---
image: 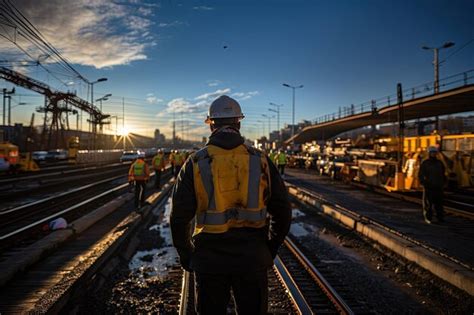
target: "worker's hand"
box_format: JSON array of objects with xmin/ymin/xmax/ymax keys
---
[
  {"xmin": 179, "ymin": 256, "xmax": 192, "ymax": 272},
  {"xmin": 267, "ymin": 240, "xmax": 279, "ymax": 259}
]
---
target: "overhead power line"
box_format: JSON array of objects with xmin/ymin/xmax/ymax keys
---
[{"xmin": 442, "ymin": 38, "xmax": 474, "ymax": 63}]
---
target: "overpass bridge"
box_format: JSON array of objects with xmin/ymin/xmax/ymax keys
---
[{"xmin": 289, "ymin": 70, "xmax": 474, "ymax": 143}]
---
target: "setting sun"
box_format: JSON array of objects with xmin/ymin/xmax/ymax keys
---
[{"xmin": 118, "ymin": 126, "xmax": 131, "ymax": 136}]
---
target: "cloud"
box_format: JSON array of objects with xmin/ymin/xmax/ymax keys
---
[
  {"xmin": 193, "ymin": 6, "xmax": 214, "ymax": 10},
  {"xmin": 146, "ymin": 93, "xmax": 163, "ymax": 104},
  {"xmin": 0, "ymin": 0, "xmax": 157, "ymax": 69},
  {"xmin": 207, "ymin": 80, "xmax": 221, "ymax": 87},
  {"xmin": 194, "ymin": 88, "xmax": 231, "ymax": 101},
  {"xmin": 158, "ymin": 20, "xmax": 185, "ymax": 28},
  {"xmin": 231, "ymin": 91, "xmax": 259, "ymax": 101}
]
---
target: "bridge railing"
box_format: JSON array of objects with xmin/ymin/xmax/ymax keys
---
[{"xmin": 312, "ymin": 69, "xmax": 474, "ymax": 125}]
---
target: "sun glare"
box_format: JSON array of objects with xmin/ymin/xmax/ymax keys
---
[{"xmin": 118, "ymin": 126, "xmax": 131, "ymax": 136}]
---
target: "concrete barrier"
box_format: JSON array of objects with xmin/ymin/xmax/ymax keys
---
[
  {"xmin": 75, "ymin": 149, "xmax": 123, "ymax": 164},
  {"xmin": 286, "ymin": 182, "xmax": 474, "ymax": 296}
]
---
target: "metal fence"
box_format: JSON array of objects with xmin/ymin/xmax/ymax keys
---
[{"xmin": 312, "ymin": 69, "xmax": 474, "ymax": 125}]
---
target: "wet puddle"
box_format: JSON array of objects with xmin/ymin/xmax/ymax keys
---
[{"xmin": 128, "ymin": 198, "xmax": 178, "ymax": 279}]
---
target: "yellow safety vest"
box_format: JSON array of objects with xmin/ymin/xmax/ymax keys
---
[
  {"xmin": 153, "ymin": 154, "xmax": 164, "ymax": 169},
  {"xmin": 277, "ymin": 153, "xmax": 287, "ymax": 165},
  {"xmin": 192, "ymin": 144, "xmax": 271, "ymax": 235},
  {"xmin": 133, "ymin": 161, "xmax": 145, "ymax": 176},
  {"xmin": 129, "ymin": 159, "xmax": 149, "ymax": 181}
]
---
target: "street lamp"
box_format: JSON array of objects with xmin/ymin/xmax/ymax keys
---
[
  {"xmin": 269, "ymin": 102, "xmax": 283, "ymax": 142},
  {"xmin": 422, "ymin": 42, "xmax": 455, "ymax": 94},
  {"xmin": 282, "ymin": 83, "xmax": 303, "ymax": 138},
  {"xmin": 90, "ymin": 77, "xmax": 108, "ymax": 108},
  {"xmin": 261, "ymin": 113, "xmax": 274, "ymax": 139},
  {"xmin": 257, "ymin": 120, "xmax": 266, "ymax": 138},
  {"xmin": 95, "ymin": 93, "xmax": 112, "ymax": 111}
]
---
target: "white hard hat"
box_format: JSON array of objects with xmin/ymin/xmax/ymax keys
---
[{"xmin": 205, "ymin": 95, "xmax": 244, "ymax": 124}]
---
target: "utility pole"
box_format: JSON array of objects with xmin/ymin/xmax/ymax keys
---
[
  {"xmin": 173, "ymin": 109, "xmax": 176, "ymax": 145},
  {"xmin": 269, "ymin": 102, "xmax": 283, "ymax": 143},
  {"xmin": 422, "ymin": 42, "xmax": 455, "ymax": 94},
  {"xmin": 282, "ymin": 83, "xmax": 303, "ymax": 138},
  {"xmin": 397, "ymin": 83, "xmax": 405, "ymax": 168},
  {"xmin": 122, "ymin": 97, "xmax": 125, "ymax": 150},
  {"xmin": 2, "ymin": 88, "xmax": 14, "ymax": 126},
  {"xmin": 181, "ymin": 111, "xmax": 184, "ymax": 142}
]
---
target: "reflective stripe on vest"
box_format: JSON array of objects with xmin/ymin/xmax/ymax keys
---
[
  {"xmin": 196, "ymin": 208, "xmax": 267, "ymax": 225},
  {"xmin": 192, "ymin": 144, "xmax": 270, "ymax": 234}
]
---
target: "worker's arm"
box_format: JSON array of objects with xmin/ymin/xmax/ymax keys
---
[
  {"xmin": 145, "ymin": 163, "xmax": 150, "ymax": 180},
  {"xmin": 418, "ymin": 161, "xmax": 426, "ymax": 186},
  {"xmin": 170, "ymin": 159, "xmax": 196, "ymax": 271},
  {"xmin": 128, "ymin": 164, "xmax": 134, "ymax": 182},
  {"xmin": 265, "ymin": 157, "xmax": 292, "ymax": 258}
]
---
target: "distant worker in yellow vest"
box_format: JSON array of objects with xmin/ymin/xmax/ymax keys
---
[
  {"xmin": 174, "ymin": 150, "xmax": 185, "ymax": 176},
  {"xmin": 169, "ymin": 150, "xmax": 176, "ymax": 177},
  {"xmin": 152, "ymin": 149, "xmax": 166, "ymax": 189},
  {"xmin": 268, "ymin": 149, "xmax": 276, "ymax": 165},
  {"xmin": 170, "ymin": 95, "xmax": 291, "ymax": 314},
  {"xmin": 275, "ymin": 149, "xmax": 288, "ymax": 176},
  {"xmin": 128, "ymin": 156, "xmax": 150, "ymax": 209}
]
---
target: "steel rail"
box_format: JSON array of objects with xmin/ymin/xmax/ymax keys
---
[
  {"xmin": 283, "ymin": 237, "xmax": 354, "ymax": 315},
  {"xmin": 0, "ymin": 174, "xmax": 125, "ymax": 215},
  {"xmin": 288, "ymin": 180, "xmax": 474, "ymax": 272},
  {"xmin": 349, "ymin": 181, "xmax": 474, "ymax": 220},
  {"xmin": 273, "ymin": 255, "xmax": 314, "ymax": 314},
  {"xmin": 179, "ymin": 271, "xmax": 191, "ymax": 315},
  {"xmin": 0, "ymin": 162, "xmax": 130, "ymax": 185},
  {"xmin": 0, "ymin": 182, "xmax": 128, "ymax": 241}
]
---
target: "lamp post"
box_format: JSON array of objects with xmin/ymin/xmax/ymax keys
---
[
  {"xmin": 110, "ymin": 115, "xmax": 123, "ymax": 137},
  {"xmin": 2, "ymin": 88, "xmax": 15, "ymax": 126},
  {"xmin": 269, "ymin": 102, "xmax": 283, "ymax": 142},
  {"xmin": 10, "ymin": 101, "xmax": 27, "ymax": 126},
  {"xmin": 257, "ymin": 120, "xmax": 266, "ymax": 138},
  {"xmin": 88, "ymin": 77, "xmax": 107, "ymax": 132},
  {"xmin": 261, "ymin": 113, "xmax": 274, "ymax": 140},
  {"xmin": 282, "ymin": 83, "xmax": 303, "ymax": 138},
  {"xmin": 422, "ymin": 42, "xmax": 455, "ymax": 94},
  {"xmin": 95, "ymin": 93, "xmax": 112, "ymax": 112}
]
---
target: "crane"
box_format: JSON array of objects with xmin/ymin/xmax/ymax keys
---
[{"xmin": 0, "ymin": 66, "xmax": 109, "ymax": 149}]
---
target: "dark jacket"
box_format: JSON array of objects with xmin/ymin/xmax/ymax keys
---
[
  {"xmin": 418, "ymin": 157, "xmax": 446, "ymax": 190},
  {"xmin": 170, "ymin": 128, "xmax": 292, "ymax": 273}
]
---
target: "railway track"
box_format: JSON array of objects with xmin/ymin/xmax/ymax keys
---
[
  {"xmin": 288, "ymin": 179, "xmax": 474, "ymax": 273},
  {"xmin": 0, "ymin": 167, "xmax": 169, "ymax": 249},
  {"xmin": 178, "ymin": 237, "xmax": 353, "ymax": 314},
  {"xmin": 0, "ymin": 178, "xmax": 174, "ymax": 313},
  {"xmin": 349, "ymin": 180, "xmax": 474, "ymax": 220},
  {"xmin": 0, "ymin": 178, "xmax": 128, "ymax": 246},
  {"xmin": 0, "ymin": 162, "xmax": 132, "ymax": 201}
]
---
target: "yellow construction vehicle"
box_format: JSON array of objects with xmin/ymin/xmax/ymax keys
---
[
  {"xmin": 67, "ymin": 136, "xmax": 80, "ymax": 163},
  {"xmin": 0, "ymin": 142, "xmax": 39, "ymax": 173}
]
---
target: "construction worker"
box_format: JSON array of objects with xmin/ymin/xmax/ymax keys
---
[
  {"xmin": 170, "ymin": 95, "xmax": 291, "ymax": 314},
  {"xmin": 128, "ymin": 156, "xmax": 150, "ymax": 209},
  {"xmin": 152, "ymin": 149, "xmax": 166, "ymax": 189},
  {"xmin": 268, "ymin": 149, "xmax": 276, "ymax": 164},
  {"xmin": 275, "ymin": 149, "xmax": 288, "ymax": 176},
  {"xmin": 169, "ymin": 150, "xmax": 176, "ymax": 177},
  {"xmin": 418, "ymin": 146, "xmax": 446, "ymax": 223}
]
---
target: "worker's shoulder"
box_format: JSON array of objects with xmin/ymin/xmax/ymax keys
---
[{"xmin": 243, "ymin": 144, "xmax": 264, "ymax": 157}]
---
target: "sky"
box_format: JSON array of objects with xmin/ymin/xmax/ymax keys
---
[{"xmin": 1, "ymin": 0, "xmax": 474, "ymax": 141}]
